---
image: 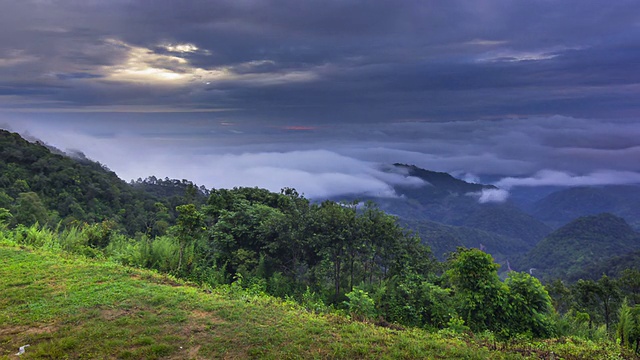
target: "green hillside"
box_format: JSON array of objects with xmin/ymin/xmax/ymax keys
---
[
  {"xmin": 403, "ymin": 219, "xmax": 531, "ymax": 263},
  {"xmin": 0, "ymin": 245, "xmax": 455, "ymax": 359},
  {"xmin": 462, "ymin": 204, "xmax": 551, "ymax": 247},
  {"xmin": 0, "ymin": 242, "xmax": 629, "ymax": 360},
  {"xmin": 516, "ymin": 213, "xmax": 640, "ymax": 281},
  {"xmin": 564, "ymin": 250, "xmax": 640, "ymax": 282}
]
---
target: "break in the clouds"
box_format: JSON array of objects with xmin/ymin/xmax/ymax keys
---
[{"xmin": 1, "ymin": 1, "xmax": 640, "ymax": 198}]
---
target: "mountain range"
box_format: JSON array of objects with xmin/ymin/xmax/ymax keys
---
[
  {"xmin": 2, "ymin": 128, "xmax": 640, "ymax": 282},
  {"xmin": 352, "ymin": 163, "xmax": 640, "ymax": 278}
]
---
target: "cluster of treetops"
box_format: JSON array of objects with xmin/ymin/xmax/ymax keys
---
[{"xmin": 1, "ymin": 129, "xmax": 640, "ymax": 348}]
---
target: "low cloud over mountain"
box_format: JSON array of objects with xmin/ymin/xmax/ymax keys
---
[{"xmin": 3, "ymin": 115, "xmax": 640, "ymax": 200}]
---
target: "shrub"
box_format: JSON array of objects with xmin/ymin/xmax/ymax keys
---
[{"xmin": 344, "ymin": 288, "xmax": 377, "ymax": 321}]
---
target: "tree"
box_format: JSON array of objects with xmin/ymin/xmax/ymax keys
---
[
  {"xmin": 0, "ymin": 191, "xmax": 13, "ymax": 209},
  {"xmin": 379, "ymin": 273, "xmax": 452, "ymax": 329},
  {"xmin": 617, "ymin": 300, "xmax": 640, "ymax": 353},
  {"xmin": 546, "ymin": 279, "xmax": 572, "ymax": 314},
  {"xmin": 13, "ymin": 192, "xmax": 49, "ymax": 226},
  {"xmin": 173, "ymin": 204, "xmax": 204, "ymax": 273},
  {"xmin": 597, "ymin": 274, "xmax": 621, "ymax": 333},
  {"xmin": 446, "ymin": 248, "xmax": 509, "ymax": 335},
  {"xmin": 505, "ymin": 272, "xmax": 555, "ymax": 338},
  {"xmin": 0, "ymin": 207, "xmax": 12, "ymax": 229},
  {"xmin": 618, "ymin": 269, "xmax": 640, "ymax": 305},
  {"xmin": 313, "ymin": 201, "xmax": 351, "ymax": 302},
  {"xmin": 572, "ymin": 275, "xmax": 621, "ymax": 332}
]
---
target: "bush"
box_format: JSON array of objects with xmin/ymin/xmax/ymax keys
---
[
  {"xmin": 300, "ymin": 287, "xmax": 327, "ymax": 313},
  {"xmin": 344, "ymin": 288, "xmax": 377, "ymax": 321}
]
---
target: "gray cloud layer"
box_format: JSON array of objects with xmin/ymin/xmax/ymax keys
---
[
  {"xmin": 2, "ymin": 1, "xmax": 640, "ymax": 198},
  {"xmin": 1, "ymin": 0, "xmax": 640, "ymax": 122},
  {"xmin": 3, "ymin": 115, "xmax": 640, "ymax": 199}
]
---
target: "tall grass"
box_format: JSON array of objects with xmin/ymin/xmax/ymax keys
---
[{"xmin": 1, "ymin": 223, "xmax": 182, "ymax": 273}]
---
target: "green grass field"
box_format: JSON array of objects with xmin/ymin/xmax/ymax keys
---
[{"xmin": 0, "ymin": 244, "xmax": 633, "ymax": 359}]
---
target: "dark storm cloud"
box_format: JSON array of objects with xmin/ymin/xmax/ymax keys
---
[{"xmin": 1, "ymin": 0, "xmax": 640, "ymax": 120}]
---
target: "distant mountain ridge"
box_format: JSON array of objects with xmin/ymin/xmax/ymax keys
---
[
  {"xmin": 529, "ymin": 185, "xmax": 640, "ymax": 230},
  {"xmin": 352, "ymin": 164, "xmax": 553, "ymax": 262},
  {"xmin": 393, "ymin": 163, "xmax": 495, "ymax": 196},
  {"xmin": 402, "ymin": 218, "xmax": 531, "ymax": 263}
]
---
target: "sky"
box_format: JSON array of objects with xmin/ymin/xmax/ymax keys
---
[{"xmin": 1, "ymin": 0, "xmax": 640, "ymax": 199}]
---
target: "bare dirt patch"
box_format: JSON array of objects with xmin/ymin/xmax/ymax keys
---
[
  {"xmin": 0, "ymin": 324, "xmax": 58, "ymax": 336},
  {"xmin": 188, "ymin": 345, "xmax": 201, "ymax": 358},
  {"xmin": 190, "ymin": 310, "xmax": 226, "ymax": 325},
  {"xmin": 101, "ymin": 308, "xmax": 131, "ymax": 321},
  {"xmin": 182, "ymin": 310, "xmax": 226, "ymax": 337}
]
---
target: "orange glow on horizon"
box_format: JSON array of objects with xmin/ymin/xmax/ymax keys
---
[{"xmin": 283, "ymin": 126, "xmax": 317, "ymax": 131}]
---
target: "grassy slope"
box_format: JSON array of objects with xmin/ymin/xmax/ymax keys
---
[{"xmin": 0, "ymin": 245, "xmax": 631, "ymax": 360}]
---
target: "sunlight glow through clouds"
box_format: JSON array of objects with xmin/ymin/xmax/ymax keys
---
[
  {"xmin": 101, "ymin": 39, "xmax": 226, "ymax": 84},
  {"xmin": 161, "ymin": 43, "xmax": 200, "ymax": 53},
  {"xmin": 0, "ymin": 50, "xmax": 38, "ymax": 67},
  {"xmin": 100, "ymin": 39, "xmax": 317, "ymax": 87},
  {"xmin": 476, "ymin": 47, "xmax": 570, "ymax": 63}
]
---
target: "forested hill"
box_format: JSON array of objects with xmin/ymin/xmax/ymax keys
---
[
  {"xmin": 530, "ymin": 185, "xmax": 640, "ymax": 230},
  {"xmin": 0, "ymin": 129, "xmax": 204, "ymax": 235},
  {"xmin": 515, "ymin": 213, "xmax": 640, "ymax": 281}
]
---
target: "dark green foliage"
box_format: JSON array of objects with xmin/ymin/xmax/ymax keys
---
[
  {"xmin": 83, "ymin": 220, "xmax": 117, "ymax": 248},
  {"xmin": 344, "ymin": 288, "xmax": 376, "ymax": 320},
  {"xmin": 173, "ymin": 204, "xmax": 205, "ymax": 273},
  {"xmin": 446, "ymin": 248, "xmax": 555, "ymax": 338},
  {"xmin": 462, "ymin": 205, "xmax": 551, "ymax": 247},
  {"xmin": 505, "ymin": 272, "xmax": 555, "ymax": 338},
  {"xmin": 14, "ymin": 191, "xmax": 49, "ymax": 226},
  {"xmin": 572, "ymin": 275, "xmax": 621, "ymax": 333},
  {"xmin": 617, "ymin": 300, "xmax": 640, "ymax": 353},
  {"xmin": 376, "ymin": 274, "xmax": 453, "ymax": 329},
  {"xmin": 201, "ymin": 188, "xmax": 436, "ymax": 309},
  {"xmin": 618, "ymin": 269, "xmax": 640, "ymax": 305},
  {"xmin": 0, "ymin": 129, "xmax": 197, "ymax": 235},
  {"xmin": 447, "ymin": 248, "xmax": 510, "ymax": 334},
  {"xmin": 405, "ymin": 219, "xmax": 532, "ymax": 263},
  {"xmin": 0, "ymin": 207, "xmax": 11, "ymax": 226},
  {"xmin": 546, "ymin": 279, "xmax": 573, "ymax": 314},
  {"xmin": 130, "ymin": 176, "xmax": 209, "ymax": 209},
  {"xmin": 568, "ymin": 251, "xmax": 640, "ymax": 282}
]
